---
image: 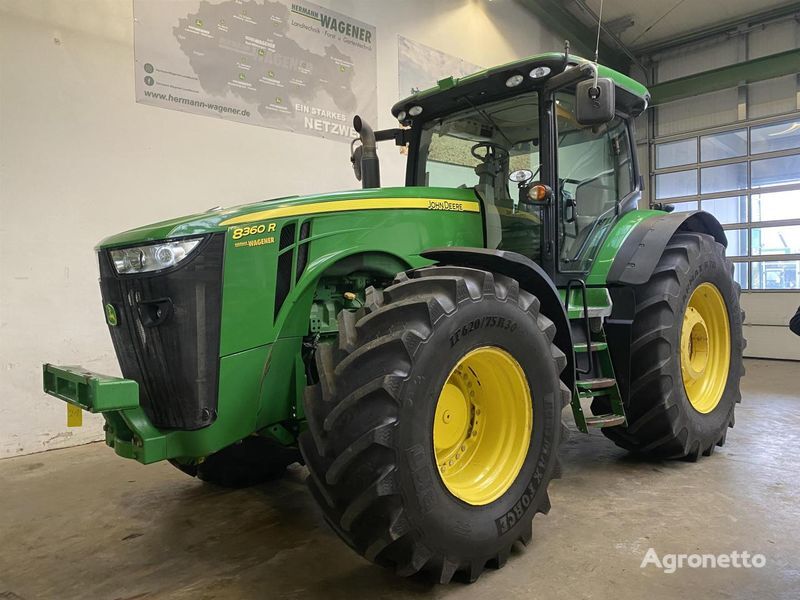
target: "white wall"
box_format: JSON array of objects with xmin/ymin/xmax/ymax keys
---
[
  {"xmin": 0, "ymin": 0, "xmax": 560, "ymax": 458},
  {"xmin": 741, "ymin": 294, "xmax": 800, "ymax": 361}
]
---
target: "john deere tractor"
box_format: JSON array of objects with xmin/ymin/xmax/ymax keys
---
[{"xmin": 43, "ymin": 51, "xmax": 743, "ymax": 583}]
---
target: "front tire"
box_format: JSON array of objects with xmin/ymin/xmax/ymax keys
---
[
  {"xmin": 598, "ymin": 232, "xmax": 745, "ymax": 459},
  {"xmin": 300, "ymin": 266, "xmax": 569, "ymax": 583}
]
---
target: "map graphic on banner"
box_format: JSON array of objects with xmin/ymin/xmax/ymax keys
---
[
  {"xmin": 133, "ymin": 0, "xmax": 377, "ymax": 141},
  {"xmin": 397, "ymin": 36, "xmax": 483, "ymax": 99}
]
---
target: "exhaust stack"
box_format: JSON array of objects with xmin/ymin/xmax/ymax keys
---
[{"xmin": 352, "ymin": 115, "xmax": 380, "ymax": 189}]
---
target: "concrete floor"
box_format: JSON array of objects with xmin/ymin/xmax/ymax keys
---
[{"xmin": 1, "ymin": 359, "xmax": 798, "ymax": 600}]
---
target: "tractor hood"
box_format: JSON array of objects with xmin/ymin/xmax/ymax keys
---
[{"xmin": 97, "ymin": 187, "xmax": 480, "ymax": 249}]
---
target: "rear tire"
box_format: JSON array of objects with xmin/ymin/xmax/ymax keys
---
[
  {"xmin": 597, "ymin": 232, "xmax": 744, "ymax": 459},
  {"xmin": 170, "ymin": 436, "xmax": 299, "ymax": 488},
  {"xmin": 300, "ymin": 266, "xmax": 569, "ymax": 583}
]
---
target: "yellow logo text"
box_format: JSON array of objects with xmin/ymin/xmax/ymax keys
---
[
  {"xmin": 231, "ymin": 222, "xmax": 276, "ymax": 240},
  {"xmin": 427, "ymin": 200, "xmax": 464, "ymax": 211}
]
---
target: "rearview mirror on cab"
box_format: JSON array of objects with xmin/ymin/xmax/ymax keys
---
[{"xmin": 575, "ymin": 78, "xmax": 615, "ymax": 125}]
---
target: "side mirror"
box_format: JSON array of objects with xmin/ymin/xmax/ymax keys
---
[
  {"xmin": 575, "ymin": 78, "xmax": 615, "ymax": 125},
  {"xmin": 509, "ymin": 169, "xmax": 534, "ymax": 186}
]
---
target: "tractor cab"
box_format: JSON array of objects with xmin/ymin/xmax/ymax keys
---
[{"xmin": 354, "ymin": 51, "xmax": 650, "ymax": 284}]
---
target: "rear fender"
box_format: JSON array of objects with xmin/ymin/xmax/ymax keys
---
[
  {"xmin": 607, "ymin": 210, "xmax": 727, "ymax": 285},
  {"xmin": 420, "ymin": 247, "xmax": 575, "ymax": 394},
  {"xmin": 603, "ymin": 210, "xmax": 727, "ymax": 406}
]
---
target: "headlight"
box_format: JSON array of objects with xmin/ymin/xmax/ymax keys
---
[{"xmin": 110, "ymin": 238, "xmax": 203, "ymax": 274}]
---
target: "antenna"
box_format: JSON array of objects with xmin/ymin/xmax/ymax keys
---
[{"xmin": 593, "ymin": 0, "xmax": 604, "ymax": 88}]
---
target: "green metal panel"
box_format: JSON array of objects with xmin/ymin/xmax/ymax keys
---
[
  {"xmin": 649, "ymin": 49, "xmax": 800, "ymax": 105},
  {"xmin": 96, "ymin": 186, "xmax": 480, "ymax": 248},
  {"xmin": 253, "ymin": 337, "xmax": 301, "ymax": 429},
  {"xmin": 219, "ymin": 204, "xmax": 484, "ymax": 356},
  {"xmin": 558, "ymin": 287, "xmax": 613, "ymax": 320},
  {"xmin": 585, "ymin": 209, "xmax": 665, "ymax": 286}
]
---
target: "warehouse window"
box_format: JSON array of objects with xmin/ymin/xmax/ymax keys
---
[
  {"xmin": 701, "ymin": 130, "xmax": 747, "ymax": 161},
  {"xmin": 653, "ymin": 115, "xmax": 800, "ymax": 290},
  {"xmin": 655, "ymin": 169, "xmax": 697, "ymax": 198},
  {"xmin": 751, "ymin": 121, "xmax": 800, "ymax": 154},
  {"xmin": 656, "ymin": 138, "xmax": 696, "ymax": 168},
  {"xmin": 700, "ymin": 163, "xmax": 747, "ymax": 194}
]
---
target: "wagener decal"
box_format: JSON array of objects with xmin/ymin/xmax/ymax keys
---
[{"xmin": 233, "ymin": 236, "xmax": 275, "ymax": 248}]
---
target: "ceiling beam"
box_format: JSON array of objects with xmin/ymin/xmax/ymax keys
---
[
  {"xmin": 648, "ymin": 48, "xmax": 800, "ymax": 105},
  {"xmin": 514, "ymin": 0, "xmax": 630, "ymax": 72},
  {"xmin": 568, "ymin": 0, "xmax": 647, "ymax": 76},
  {"xmin": 633, "ymin": 2, "xmax": 800, "ymax": 56}
]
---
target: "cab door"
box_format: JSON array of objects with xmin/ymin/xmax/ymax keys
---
[{"xmin": 554, "ymin": 91, "xmax": 637, "ymax": 275}]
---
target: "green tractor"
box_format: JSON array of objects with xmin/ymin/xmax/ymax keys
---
[{"xmin": 43, "ymin": 51, "xmax": 744, "ymax": 583}]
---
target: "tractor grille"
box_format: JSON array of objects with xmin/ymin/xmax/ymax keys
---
[
  {"xmin": 273, "ymin": 220, "xmax": 312, "ymax": 320},
  {"xmin": 98, "ymin": 234, "xmax": 224, "ymax": 430},
  {"xmin": 295, "ymin": 221, "xmax": 311, "ymax": 282},
  {"xmin": 274, "ymin": 223, "xmax": 296, "ymax": 319}
]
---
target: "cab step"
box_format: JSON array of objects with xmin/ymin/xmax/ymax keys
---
[
  {"xmin": 574, "ymin": 341, "xmax": 608, "ymax": 353},
  {"xmin": 563, "ymin": 280, "xmax": 627, "ymax": 433},
  {"xmin": 562, "ymin": 287, "xmax": 613, "ymax": 320},
  {"xmin": 576, "ymin": 377, "xmax": 616, "ymax": 390},
  {"xmin": 585, "ymin": 414, "xmax": 626, "ymax": 428}
]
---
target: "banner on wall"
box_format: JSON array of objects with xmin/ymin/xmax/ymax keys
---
[
  {"xmin": 397, "ymin": 35, "xmax": 483, "ymax": 99},
  {"xmin": 133, "ymin": 0, "xmax": 377, "ymax": 141}
]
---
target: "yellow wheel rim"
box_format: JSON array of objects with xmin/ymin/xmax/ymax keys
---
[
  {"xmin": 680, "ymin": 283, "xmax": 731, "ymax": 414},
  {"xmin": 433, "ymin": 346, "xmax": 532, "ymax": 505}
]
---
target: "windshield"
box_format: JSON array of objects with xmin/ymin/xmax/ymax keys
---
[
  {"xmin": 415, "ymin": 92, "xmax": 541, "ymax": 190},
  {"xmin": 413, "ymin": 93, "xmax": 543, "ymax": 260}
]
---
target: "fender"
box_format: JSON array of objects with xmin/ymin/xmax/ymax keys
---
[
  {"xmin": 607, "ymin": 210, "xmax": 727, "ymax": 285},
  {"xmin": 421, "ymin": 247, "xmax": 575, "ymax": 394}
]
